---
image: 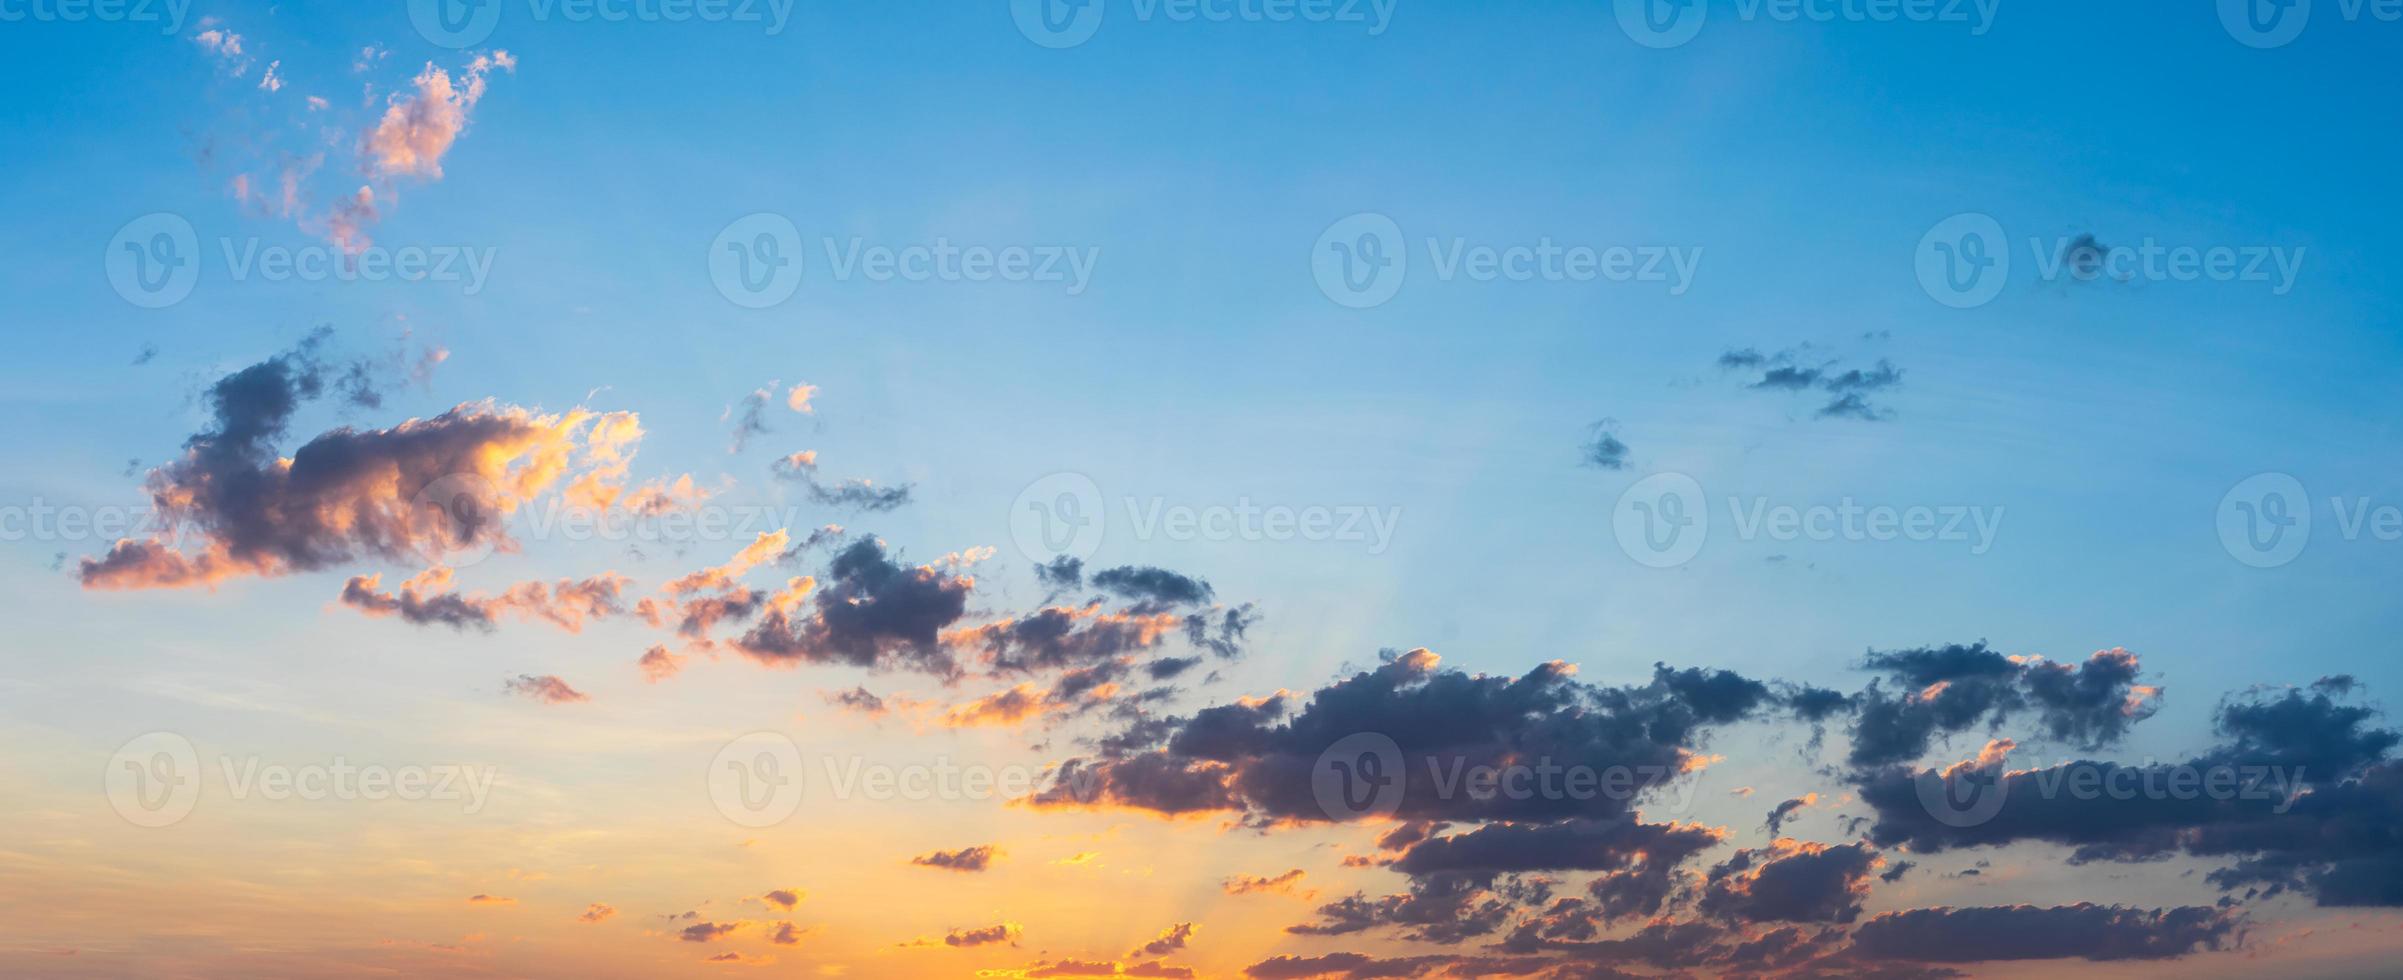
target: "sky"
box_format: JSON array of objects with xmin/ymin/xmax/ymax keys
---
[{"xmin": 3, "ymin": 0, "xmax": 2403, "ymax": 977}]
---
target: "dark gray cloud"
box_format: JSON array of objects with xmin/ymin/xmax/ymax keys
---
[
  {"xmin": 1848, "ymin": 904, "xmax": 2242, "ymax": 962},
  {"xmin": 732, "ymin": 538, "xmax": 974, "ymax": 676},
  {"xmin": 911, "ymin": 845, "xmax": 999, "ymax": 872},
  {"xmin": 1581, "ymin": 421, "xmax": 1630, "ymax": 471}
]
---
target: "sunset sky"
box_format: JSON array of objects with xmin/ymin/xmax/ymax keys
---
[{"xmin": 4, "ymin": 2, "xmax": 2403, "ymax": 978}]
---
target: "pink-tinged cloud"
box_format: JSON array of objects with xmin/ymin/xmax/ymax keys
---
[
  {"xmin": 577, "ymin": 903, "xmax": 615, "ymax": 923},
  {"xmin": 79, "ymin": 335, "xmax": 646, "ymax": 591},
  {"xmin": 502, "ymin": 674, "xmax": 590, "ymax": 705},
  {"xmin": 365, "ymin": 52, "xmax": 514, "ymax": 181},
  {"xmin": 341, "ymin": 569, "xmax": 631, "ymax": 633},
  {"xmin": 639, "ymin": 645, "xmax": 689, "ymax": 683}
]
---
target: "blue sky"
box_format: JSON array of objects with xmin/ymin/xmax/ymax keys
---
[{"xmin": 3, "ymin": 2, "xmax": 2402, "ymax": 976}]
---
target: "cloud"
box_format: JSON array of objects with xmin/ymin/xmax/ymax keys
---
[
  {"xmin": 729, "ymin": 539, "xmax": 974, "ymax": 676},
  {"xmin": 726, "ymin": 386, "xmax": 774, "ymax": 453},
  {"xmin": 942, "ymin": 922, "xmax": 1021, "ymax": 947},
  {"xmin": 639, "ymin": 645, "xmax": 689, "ymax": 683},
  {"xmin": 1581, "ymin": 420, "xmax": 1630, "ymax": 470},
  {"xmin": 1697, "ymin": 840, "xmax": 1882, "ymax": 925},
  {"xmin": 911, "ymin": 845, "xmax": 999, "ymax": 872},
  {"xmin": 466, "ymin": 894, "xmax": 515, "ymax": 905},
  {"xmin": 807, "ymin": 478, "xmax": 914, "ymax": 513},
  {"xmin": 1130, "ymin": 922, "xmax": 1195, "ymax": 958},
  {"xmin": 81, "ymin": 333, "xmax": 640, "ymax": 591},
  {"xmin": 785, "ymin": 384, "xmax": 816, "ymax": 413},
  {"xmin": 1716, "ymin": 346, "xmax": 1905, "ymax": 421},
  {"xmin": 577, "ymin": 903, "xmax": 614, "ymax": 923},
  {"xmin": 680, "ymin": 921, "xmax": 743, "ymax": 943},
  {"xmin": 1765, "ymin": 793, "xmax": 1818, "ymax": 835},
  {"xmin": 1225, "ymin": 870, "xmax": 1311, "ymax": 898},
  {"xmin": 761, "ymin": 889, "xmax": 803, "ymax": 910},
  {"xmin": 502, "ymin": 673, "xmax": 589, "ymax": 705},
  {"xmin": 1842, "ymin": 644, "xmax": 2159, "ymax": 768},
  {"xmin": 365, "ymin": 53, "xmax": 514, "ymax": 180},
  {"xmin": 341, "ymin": 569, "xmax": 630, "ymax": 634},
  {"xmin": 1848, "ymin": 904, "xmax": 2243, "ymax": 962},
  {"xmin": 1032, "ymin": 651, "xmax": 1777, "ymax": 826},
  {"xmin": 1856, "ymin": 678, "xmax": 2403, "ymax": 908}
]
